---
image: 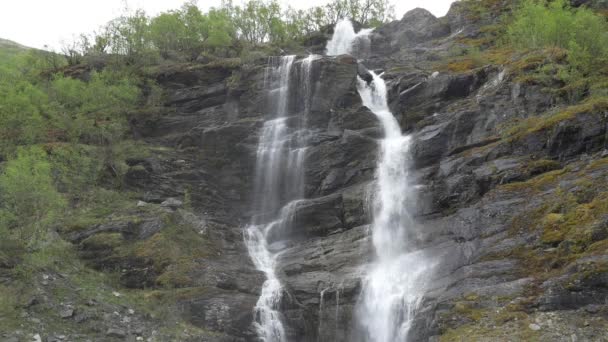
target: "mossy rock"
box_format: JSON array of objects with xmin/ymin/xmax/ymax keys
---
[
  {"xmin": 80, "ymin": 233, "xmax": 124, "ymax": 250},
  {"xmin": 541, "ymin": 213, "xmax": 566, "ymax": 244}
]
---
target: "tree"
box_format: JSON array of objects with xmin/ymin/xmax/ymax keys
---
[
  {"xmin": 206, "ymin": 8, "xmax": 236, "ymax": 49},
  {"xmin": 149, "ymin": 11, "xmax": 189, "ymax": 58},
  {"xmin": 231, "ymin": 0, "xmax": 284, "ymax": 44},
  {"xmin": 324, "ymin": 0, "xmax": 394, "ymax": 26},
  {"xmin": 105, "ymin": 9, "xmax": 153, "ymax": 62}
]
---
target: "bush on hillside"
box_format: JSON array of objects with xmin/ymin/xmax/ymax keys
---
[{"xmin": 508, "ymin": 0, "xmax": 608, "ymax": 75}]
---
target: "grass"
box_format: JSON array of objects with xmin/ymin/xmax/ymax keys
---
[
  {"xmin": 489, "ymin": 155, "xmax": 608, "ymax": 281},
  {"xmin": 500, "ymin": 168, "xmax": 567, "ymax": 193},
  {"xmin": 439, "ymin": 296, "xmax": 538, "ymax": 342},
  {"xmin": 501, "ymin": 96, "xmax": 608, "ymax": 141},
  {"xmin": 126, "ymin": 212, "xmax": 214, "ymax": 288},
  {"xmin": 60, "ymin": 188, "xmax": 140, "ymax": 233},
  {"xmin": 0, "ymin": 210, "xmax": 215, "ymax": 335},
  {"xmin": 456, "ymin": 0, "xmax": 513, "ymax": 21},
  {"xmin": 0, "ymin": 284, "xmax": 20, "ymax": 331}
]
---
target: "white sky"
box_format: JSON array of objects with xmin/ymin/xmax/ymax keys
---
[{"xmin": 0, "ymin": 0, "xmax": 455, "ymax": 50}]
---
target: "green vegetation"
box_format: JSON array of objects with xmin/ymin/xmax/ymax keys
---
[
  {"xmin": 0, "ymin": 20, "xmax": 145, "ymax": 335},
  {"xmin": 64, "ymin": 0, "xmax": 395, "ymax": 65},
  {"xmin": 502, "ymin": 96, "xmax": 608, "ymax": 139},
  {"xmin": 0, "ymin": 147, "xmax": 66, "ymax": 244},
  {"xmin": 507, "ymin": 0, "xmax": 608, "ymax": 76},
  {"xmin": 484, "ymin": 157, "xmax": 608, "ymax": 283},
  {"xmin": 443, "ymin": 0, "xmax": 608, "ymax": 83}
]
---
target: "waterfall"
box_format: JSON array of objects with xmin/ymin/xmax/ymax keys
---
[
  {"xmin": 327, "ymin": 20, "xmax": 432, "ymax": 342},
  {"xmin": 246, "ymin": 55, "xmax": 317, "ymax": 342},
  {"xmin": 326, "ymin": 19, "xmax": 373, "ymax": 56},
  {"xmin": 317, "ymin": 287, "xmax": 330, "ymax": 342},
  {"xmin": 356, "ymin": 72, "xmax": 430, "ymax": 342}
]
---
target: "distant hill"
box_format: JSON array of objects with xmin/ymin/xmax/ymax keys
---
[
  {"xmin": 0, "ymin": 38, "xmax": 30, "ymax": 50},
  {"xmin": 0, "ymin": 38, "xmax": 32, "ymax": 61}
]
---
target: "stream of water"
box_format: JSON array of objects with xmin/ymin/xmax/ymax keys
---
[
  {"xmin": 246, "ymin": 18, "xmax": 431, "ymax": 341},
  {"xmin": 327, "ymin": 19, "xmax": 432, "ymax": 342},
  {"xmin": 246, "ymin": 55, "xmax": 316, "ymax": 342}
]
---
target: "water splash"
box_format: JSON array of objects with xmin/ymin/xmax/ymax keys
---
[
  {"xmin": 245, "ymin": 223, "xmax": 287, "ymax": 341},
  {"xmin": 326, "ymin": 19, "xmax": 373, "ymax": 56}
]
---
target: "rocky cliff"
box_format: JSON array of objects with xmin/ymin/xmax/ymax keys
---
[{"xmin": 7, "ymin": 2, "xmax": 608, "ymax": 341}]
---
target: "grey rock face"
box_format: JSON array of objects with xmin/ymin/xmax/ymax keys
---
[{"xmin": 56, "ymin": 4, "xmax": 608, "ymax": 340}]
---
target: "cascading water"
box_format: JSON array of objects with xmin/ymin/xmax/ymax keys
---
[
  {"xmin": 326, "ymin": 19, "xmax": 432, "ymax": 342},
  {"xmin": 245, "ymin": 55, "xmax": 316, "ymax": 342},
  {"xmin": 326, "ymin": 19, "xmax": 373, "ymax": 56},
  {"xmin": 356, "ymin": 71, "xmax": 431, "ymax": 342}
]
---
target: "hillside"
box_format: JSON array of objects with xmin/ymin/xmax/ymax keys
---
[
  {"xmin": 1, "ymin": 0, "xmax": 608, "ymax": 341},
  {"xmin": 0, "ymin": 38, "xmax": 30, "ymax": 51}
]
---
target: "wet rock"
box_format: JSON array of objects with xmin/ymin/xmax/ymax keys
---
[
  {"xmin": 293, "ymin": 194, "xmax": 344, "ymax": 238},
  {"xmin": 342, "ymin": 182, "xmax": 372, "ymax": 228}
]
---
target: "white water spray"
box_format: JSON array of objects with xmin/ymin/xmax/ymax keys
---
[
  {"xmin": 357, "ymin": 70, "xmax": 430, "ymax": 342},
  {"xmin": 327, "ymin": 20, "xmax": 433, "ymax": 342},
  {"xmin": 326, "ymin": 19, "xmax": 373, "ymax": 56},
  {"xmin": 246, "ymin": 55, "xmax": 317, "ymax": 342}
]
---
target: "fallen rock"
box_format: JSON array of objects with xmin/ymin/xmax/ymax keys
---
[
  {"xmin": 106, "ymin": 328, "xmax": 127, "ymax": 338},
  {"xmin": 59, "ymin": 307, "xmax": 74, "ymax": 319},
  {"xmin": 161, "ymin": 198, "xmax": 183, "ymax": 210}
]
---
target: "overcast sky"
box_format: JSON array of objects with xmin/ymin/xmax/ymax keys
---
[{"xmin": 0, "ymin": 0, "xmax": 455, "ymax": 50}]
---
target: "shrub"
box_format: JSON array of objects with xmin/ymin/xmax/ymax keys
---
[
  {"xmin": 507, "ymin": 0, "xmax": 608, "ymax": 76},
  {"xmin": 0, "ymin": 146, "xmax": 66, "ymax": 245}
]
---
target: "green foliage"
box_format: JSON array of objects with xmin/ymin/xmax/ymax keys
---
[
  {"xmin": 0, "ymin": 42, "xmax": 142, "ymax": 257},
  {"xmin": 324, "ymin": 0, "xmax": 394, "ymax": 27},
  {"xmin": 48, "ymin": 70, "xmax": 139, "ymax": 143},
  {"xmin": 0, "ymin": 50, "xmax": 140, "ymax": 154},
  {"xmin": 149, "ymin": 3, "xmax": 235, "ymax": 59},
  {"xmin": 229, "ymin": 0, "xmax": 285, "ymax": 44},
  {"xmin": 206, "ymin": 8, "xmax": 235, "ymax": 49},
  {"xmin": 0, "ymin": 80, "xmax": 47, "ymax": 149},
  {"xmin": 64, "ymin": 0, "xmax": 395, "ymax": 62},
  {"xmin": 107, "ymin": 9, "xmax": 154, "ymax": 60},
  {"xmin": 0, "ymin": 147, "xmax": 66, "ymax": 244},
  {"xmin": 507, "ymin": 0, "xmax": 608, "ymax": 75},
  {"xmin": 48, "ymin": 144, "xmax": 103, "ymax": 194}
]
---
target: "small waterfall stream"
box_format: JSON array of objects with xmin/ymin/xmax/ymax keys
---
[
  {"xmin": 246, "ymin": 55, "xmax": 317, "ymax": 342},
  {"xmin": 356, "ymin": 71, "xmax": 430, "ymax": 342},
  {"xmin": 245, "ymin": 56, "xmax": 295, "ymax": 342},
  {"xmin": 326, "ymin": 19, "xmax": 373, "ymax": 56},
  {"xmin": 326, "ymin": 19, "xmax": 433, "ymax": 342}
]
